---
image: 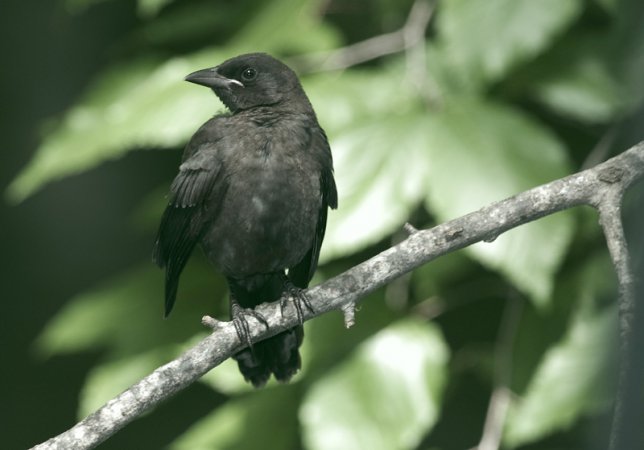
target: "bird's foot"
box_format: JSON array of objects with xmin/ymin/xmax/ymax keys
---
[
  {"xmin": 280, "ymin": 276, "xmax": 314, "ymax": 324},
  {"xmin": 231, "ymin": 302, "xmax": 269, "ymax": 349}
]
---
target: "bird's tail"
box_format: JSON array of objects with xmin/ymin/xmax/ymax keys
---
[
  {"xmin": 233, "ymin": 326, "xmax": 303, "ymax": 387},
  {"xmin": 228, "ymin": 274, "xmax": 304, "ymax": 388}
]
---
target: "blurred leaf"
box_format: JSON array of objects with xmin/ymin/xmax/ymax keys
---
[
  {"xmin": 137, "ymin": 2, "xmax": 242, "ymax": 47},
  {"xmin": 310, "ymin": 62, "xmax": 573, "ymax": 302},
  {"xmin": 437, "ymin": 0, "xmax": 583, "ymax": 86},
  {"xmin": 532, "ymin": 55, "xmax": 626, "ymax": 122},
  {"xmin": 7, "ymin": 52, "xmax": 219, "ymax": 203},
  {"xmin": 78, "ymin": 347, "xmax": 173, "ymax": 418},
  {"xmin": 304, "ymin": 65, "xmax": 421, "ymax": 135},
  {"xmin": 305, "ymin": 66, "xmax": 428, "ymax": 262},
  {"xmin": 510, "ymin": 251, "xmax": 616, "ymax": 394},
  {"xmin": 411, "ymin": 251, "xmax": 478, "ymax": 303},
  {"xmin": 36, "ymin": 262, "xmax": 225, "ymax": 358},
  {"xmin": 170, "ymin": 385, "xmax": 299, "ymax": 450},
  {"xmin": 66, "ymin": 0, "xmax": 174, "ymax": 18},
  {"xmin": 231, "ymin": 0, "xmax": 339, "ymax": 54},
  {"xmin": 303, "ymin": 286, "xmax": 401, "ymax": 376},
  {"xmin": 594, "ymin": 0, "xmax": 619, "ymax": 13},
  {"xmin": 424, "ymin": 99, "xmax": 574, "ymax": 306},
  {"xmin": 321, "ymin": 113, "xmax": 432, "ymax": 260},
  {"xmin": 138, "ymin": 0, "xmax": 176, "ymax": 18},
  {"xmin": 525, "ymin": 34, "xmax": 628, "ymax": 123},
  {"xmin": 65, "ymin": 0, "xmax": 109, "ymax": 13},
  {"xmin": 8, "ymin": 0, "xmax": 338, "ymax": 203},
  {"xmin": 524, "ymin": 0, "xmax": 644, "ymax": 120},
  {"xmin": 613, "ymin": 0, "xmax": 644, "ymax": 107},
  {"xmin": 304, "ymin": 62, "xmax": 435, "ymax": 262},
  {"xmin": 504, "ymin": 303, "xmax": 617, "ymax": 447},
  {"xmin": 300, "ymin": 319, "xmax": 448, "ymax": 450}
]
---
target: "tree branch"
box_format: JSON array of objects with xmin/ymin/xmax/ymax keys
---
[
  {"xmin": 597, "ymin": 182, "xmax": 637, "ymax": 450},
  {"xmin": 32, "ymin": 142, "xmax": 644, "ymax": 450}
]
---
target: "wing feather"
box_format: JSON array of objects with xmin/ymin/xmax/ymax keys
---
[
  {"xmin": 289, "ymin": 128, "xmax": 337, "ymax": 288},
  {"xmin": 153, "ymin": 147, "xmax": 224, "ymax": 315}
]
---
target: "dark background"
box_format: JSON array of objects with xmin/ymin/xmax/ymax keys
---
[{"xmin": 0, "ymin": 1, "xmax": 195, "ymax": 447}]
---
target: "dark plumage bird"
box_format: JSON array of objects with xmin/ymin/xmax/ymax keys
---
[{"xmin": 153, "ymin": 53, "xmax": 337, "ymax": 387}]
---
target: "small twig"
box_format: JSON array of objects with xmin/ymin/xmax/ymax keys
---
[
  {"xmin": 403, "ymin": 0, "xmax": 434, "ymax": 92},
  {"xmin": 201, "ymin": 315, "xmax": 221, "ymax": 329},
  {"xmin": 582, "ymin": 126, "xmax": 617, "ymax": 170},
  {"xmin": 292, "ymin": 0, "xmax": 434, "ymax": 72},
  {"xmin": 31, "ymin": 142, "xmax": 644, "ymax": 450},
  {"xmin": 341, "ymin": 302, "xmax": 357, "ymax": 328},
  {"xmin": 404, "ymin": 222, "xmax": 419, "ymax": 235},
  {"xmin": 472, "ymin": 293, "xmax": 523, "ymax": 450}
]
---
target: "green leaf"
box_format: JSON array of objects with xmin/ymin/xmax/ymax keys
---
[
  {"xmin": 65, "ymin": 0, "xmax": 108, "ymax": 13},
  {"xmin": 231, "ymin": 0, "xmax": 339, "ymax": 54},
  {"xmin": 300, "ymin": 319, "xmax": 449, "ymax": 450},
  {"xmin": 304, "ymin": 66, "xmax": 421, "ymax": 136},
  {"xmin": 613, "ymin": 1, "xmax": 644, "ymax": 108},
  {"xmin": 532, "ymin": 56, "xmax": 626, "ymax": 122},
  {"xmin": 170, "ymin": 386, "xmax": 300, "ymax": 450},
  {"xmin": 504, "ymin": 303, "xmax": 617, "ymax": 447},
  {"xmin": 304, "ymin": 65, "xmax": 433, "ymax": 261},
  {"xmin": 303, "ymin": 286, "xmax": 402, "ymax": 375},
  {"xmin": 525, "ymin": 34, "xmax": 629, "ymax": 122},
  {"xmin": 321, "ymin": 113, "xmax": 432, "ymax": 260},
  {"xmin": 424, "ymin": 99, "xmax": 574, "ymax": 306},
  {"xmin": 437, "ymin": 0, "xmax": 583, "ymax": 86},
  {"xmin": 310, "ymin": 63, "xmax": 573, "ymax": 300},
  {"xmin": 7, "ymin": 51, "xmax": 221, "ymax": 203},
  {"xmin": 137, "ymin": 0, "xmax": 176, "ymax": 18},
  {"xmin": 593, "ymin": 0, "xmax": 619, "ymax": 13}
]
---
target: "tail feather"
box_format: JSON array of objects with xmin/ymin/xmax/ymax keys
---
[
  {"xmin": 228, "ymin": 274, "xmax": 304, "ymax": 387},
  {"xmin": 234, "ymin": 326, "xmax": 303, "ymax": 387}
]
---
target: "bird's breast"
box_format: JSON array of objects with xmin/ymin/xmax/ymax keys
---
[{"xmin": 201, "ymin": 131, "xmax": 321, "ymax": 277}]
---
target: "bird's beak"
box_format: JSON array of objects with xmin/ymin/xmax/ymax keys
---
[{"xmin": 184, "ymin": 67, "xmax": 244, "ymax": 89}]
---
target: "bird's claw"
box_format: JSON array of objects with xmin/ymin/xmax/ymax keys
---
[
  {"xmin": 280, "ymin": 277, "xmax": 314, "ymax": 324},
  {"xmin": 231, "ymin": 303, "xmax": 269, "ymax": 349}
]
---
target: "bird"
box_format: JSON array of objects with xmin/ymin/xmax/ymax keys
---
[{"xmin": 153, "ymin": 53, "xmax": 337, "ymax": 387}]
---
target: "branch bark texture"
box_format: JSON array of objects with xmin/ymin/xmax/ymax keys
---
[{"xmin": 33, "ymin": 142, "xmax": 644, "ymax": 450}]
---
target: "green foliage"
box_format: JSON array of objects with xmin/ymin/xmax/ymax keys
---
[
  {"xmin": 21, "ymin": 0, "xmax": 644, "ymax": 448},
  {"xmin": 7, "ymin": 0, "xmax": 339, "ymax": 203},
  {"xmin": 423, "ymin": 99, "xmax": 573, "ymax": 306},
  {"xmin": 170, "ymin": 386, "xmax": 300, "ymax": 450},
  {"xmin": 301, "ymin": 319, "xmax": 448, "ymax": 450},
  {"xmin": 506, "ymin": 304, "xmax": 617, "ymax": 447},
  {"xmin": 436, "ymin": 0, "xmax": 583, "ymax": 88},
  {"xmin": 505, "ymin": 255, "xmax": 618, "ymax": 447},
  {"xmin": 36, "ymin": 263, "xmax": 224, "ymax": 358}
]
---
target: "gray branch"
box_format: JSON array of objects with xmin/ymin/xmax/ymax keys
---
[{"xmin": 32, "ymin": 141, "xmax": 644, "ymax": 450}]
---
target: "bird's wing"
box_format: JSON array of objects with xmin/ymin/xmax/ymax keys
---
[
  {"xmin": 289, "ymin": 129, "xmax": 338, "ymax": 288},
  {"xmin": 153, "ymin": 147, "xmax": 225, "ymax": 316}
]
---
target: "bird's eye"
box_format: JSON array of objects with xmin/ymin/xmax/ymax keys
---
[{"xmin": 241, "ymin": 67, "xmax": 257, "ymax": 82}]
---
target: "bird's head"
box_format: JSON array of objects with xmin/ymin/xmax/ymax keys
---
[{"xmin": 184, "ymin": 53, "xmax": 308, "ymax": 113}]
